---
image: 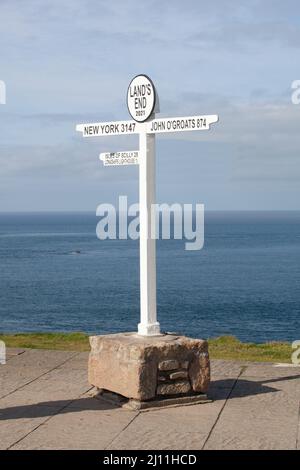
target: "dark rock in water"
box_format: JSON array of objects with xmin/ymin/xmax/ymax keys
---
[{"xmin": 71, "ymin": 250, "xmax": 81, "ymax": 255}]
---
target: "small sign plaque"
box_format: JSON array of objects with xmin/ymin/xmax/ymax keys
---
[{"xmin": 100, "ymin": 151, "xmax": 139, "ymax": 166}]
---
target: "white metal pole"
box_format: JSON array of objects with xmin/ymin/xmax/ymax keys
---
[{"xmin": 137, "ymin": 127, "xmax": 161, "ymax": 336}]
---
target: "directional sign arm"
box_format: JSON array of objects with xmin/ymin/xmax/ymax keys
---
[
  {"xmin": 76, "ymin": 120, "xmax": 144, "ymax": 137},
  {"xmin": 76, "ymin": 115, "xmax": 218, "ymax": 137},
  {"xmin": 99, "ymin": 151, "xmax": 139, "ymax": 166},
  {"xmin": 146, "ymin": 114, "xmax": 219, "ymax": 134}
]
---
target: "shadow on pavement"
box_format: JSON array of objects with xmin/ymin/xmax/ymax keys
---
[
  {"xmin": 209, "ymin": 374, "xmax": 300, "ymax": 400},
  {"xmin": 1, "ymin": 374, "xmax": 300, "ymax": 419},
  {"xmin": 0, "ymin": 396, "xmax": 118, "ymax": 420}
]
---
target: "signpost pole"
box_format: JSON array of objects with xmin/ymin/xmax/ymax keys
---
[{"xmin": 138, "ymin": 127, "xmax": 160, "ymax": 336}]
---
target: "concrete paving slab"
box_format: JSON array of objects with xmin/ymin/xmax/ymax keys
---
[
  {"xmin": 0, "ymin": 369, "xmax": 91, "ymax": 406},
  {"xmin": 0, "ymin": 405, "xmax": 59, "ymax": 450},
  {"xmin": 56, "ymin": 352, "xmax": 89, "ymax": 370},
  {"xmin": 211, "ymin": 360, "xmax": 245, "ymax": 378},
  {"xmin": 0, "ymin": 366, "xmax": 52, "ymax": 399},
  {"xmin": 0, "ymin": 350, "xmax": 80, "ymax": 399},
  {"xmin": 10, "ymin": 406, "xmax": 138, "ymax": 450},
  {"xmin": 204, "ymin": 373, "xmax": 300, "ymax": 450},
  {"xmin": 107, "ymin": 400, "xmax": 228, "ymax": 450},
  {"xmin": 204, "ymin": 413, "xmax": 298, "ymax": 450},
  {"xmin": 241, "ymin": 363, "xmax": 300, "ymax": 378},
  {"xmin": 6, "ymin": 349, "xmax": 77, "ymax": 369},
  {"xmin": 0, "ymin": 349, "xmax": 299, "ymax": 450},
  {"xmin": 6, "ymin": 348, "xmax": 26, "ymax": 361}
]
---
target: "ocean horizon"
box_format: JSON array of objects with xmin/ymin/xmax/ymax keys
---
[{"xmin": 0, "ymin": 210, "xmax": 299, "ymax": 343}]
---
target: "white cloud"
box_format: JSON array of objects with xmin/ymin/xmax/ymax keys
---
[{"xmin": 1, "ymin": 0, "xmax": 300, "ymax": 209}]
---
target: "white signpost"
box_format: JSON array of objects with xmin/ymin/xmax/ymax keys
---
[{"xmin": 76, "ymin": 74, "xmax": 219, "ymax": 336}]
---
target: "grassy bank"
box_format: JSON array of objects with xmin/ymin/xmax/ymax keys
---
[
  {"xmin": 0, "ymin": 332, "xmax": 293, "ymax": 363},
  {"xmin": 0, "ymin": 332, "xmax": 89, "ymax": 352},
  {"xmin": 208, "ymin": 335, "xmax": 292, "ymax": 363}
]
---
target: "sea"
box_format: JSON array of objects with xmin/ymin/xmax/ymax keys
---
[{"xmin": 0, "ymin": 211, "xmax": 299, "ymax": 343}]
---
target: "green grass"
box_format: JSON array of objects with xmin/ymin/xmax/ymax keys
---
[
  {"xmin": 0, "ymin": 332, "xmax": 293, "ymax": 363},
  {"xmin": 208, "ymin": 335, "xmax": 292, "ymax": 363},
  {"xmin": 0, "ymin": 332, "xmax": 89, "ymax": 352}
]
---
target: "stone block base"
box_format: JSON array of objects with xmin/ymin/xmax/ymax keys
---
[
  {"xmin": 88, "ymin": 332, "xmax": 210, "ymax": 403},
  {"xmin": 92, "ymin": 388, "xmax": 211, "ymax": 411}
]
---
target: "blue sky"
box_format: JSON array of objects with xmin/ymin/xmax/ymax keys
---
[{"xmin": 0, "ymin": 0, "xmax": 300, "ymax": 210}]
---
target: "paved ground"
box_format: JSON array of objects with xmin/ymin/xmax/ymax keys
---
[{"xmin": 0, "ymin": 348, "xmax": 300, "ymax": 450}]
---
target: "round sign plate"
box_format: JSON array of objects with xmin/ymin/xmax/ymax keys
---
[{"xmin": 127, "ymin": 74, "xmax": 156, "ymax": 123}]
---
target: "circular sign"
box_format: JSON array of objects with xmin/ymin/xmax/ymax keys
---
[{"xmin": 127, "ymin": 74, "xmax": 156, "ymax": 122}]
